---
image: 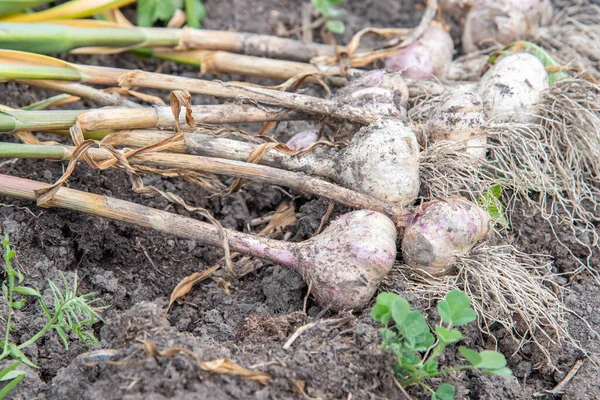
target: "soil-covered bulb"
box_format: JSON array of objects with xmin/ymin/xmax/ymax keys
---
[
  {"xmin": 401, "ymin": 197, "xmax": 490, "ymax": 276},
  {"xmin": 292, "ymin": 209, "xmax": 397, "ymax": 311}
]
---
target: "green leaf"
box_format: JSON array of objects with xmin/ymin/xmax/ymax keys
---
[
  {"xmin": 452, "ymin": 308, "xmax": 477, "ymax": 326},
  {"xmin": 371, "ymin": 292, "xmax": 400, "ymax": 324},
  {"xmin": 6, "ymin": 250, "xmax": 15, "ymax": 261},
  {"xmin": 14, "ymin": 286, "xmax": 40, "ymax": 297},
  {"xmin": 7, "ymin": 343, "xmax": 37, "ymax": 369},
  {"xmin": 0, "ymin": 363, "xmax": 24, "ymax": 400},
  {"xmin": 478, "ymin": 184, "xmax": 509, "ymax": 228},
  {"xmin": 401, "ymin": 310, "xmax": 428, "ymax": 339},
  {"xmin": 435, "ymin": 326, "xmax": 463, "ymax": 345},
  {"xmin": 0, "ymin": 361, "xmax": 20, "ymax": 381},
  {"xmin": 11, "ymin": 299, "xmax": 25, "ymax": 310},
  {"xmin": 15, "ymin": 270, "xmax": 23, "ymax": 284},
  {"xmin": 137, "ymin": 0, "xmax": 177, "ymax": 27},
  {"xmin": 437, "ymin": 290, "xmax": 476, "ymax": 326},
  {"xmin": 422, "ymin": 359, "xmax": 439, "ymax": 376},
  {"xmin": 401, "ymin": 350, "xmax": 421, "ymax": 366},
  {"xmin": 311, "ymin": 0, "xmax": 329, "ymax": 13},
  {"xmin": 459, "ymin": 346, "xmax": 481, "ymax": 366},
  {"xmin": 371, "ymin": 304, "xmax": 391, "ymax": 325},
  {"xmin": 413, "ymin": 331, "xmax": 435, "ymax": 352},
  {"xmin": 325, "ymin": 20, "xmax": 345, "ymax": 33},
  {"xmin": 476, "ymin": 351, "xmax": 507, "ymax": 370},
  {"xmin": 380, "ymin": 328, "xmax": 397, "ymax": 346},
  {"xmin": 185, "ymin": 0, "xmax": 206, "ymax": 28},
  {"xmin": 391, "ymin": 297, "xmax": 410, "ymax": 325},
  {"xmin": 485, "ymin": 366, "xmax": 513, "ymax": 377},
  {"xmin": 325, "ymin": 7, "xmax": 342, "ymax": 18},
  {"xmin": 432, "ymin": 383, "xmax": 455, "ymax": 400},
  {"xmin": 53, "ymin": 326, "xmax": 69, "ymax": 350}
]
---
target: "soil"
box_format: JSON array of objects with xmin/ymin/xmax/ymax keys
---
[{"xmin": 0, "ymin": 1, "xmax": 599, "ymax": 399}]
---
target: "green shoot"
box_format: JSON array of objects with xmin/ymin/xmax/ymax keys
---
[
  {"xmin": 0, "ymin": 234, "xmax": 105, "ymax": 397},
  {"xmin": 311, "ymin": 0, "xmax": 346, "ymax": 34},
  {"xmin": 0, "ymin": 1, "xmax": 54, "ymax": 16},
  {"xmin": 372, "ymin": 290, "xmax": 512, "ymax": 400},
  {"xmin": 137, "ymin": 0, "xmax": 206, "ymax": 28},
  {"xmin": 478, "ymin": 184, "xmax": 509, "ymax": 228},
  {"xmin": 0, "ymin": 362, "xmax": 25, "ymax": 400}
]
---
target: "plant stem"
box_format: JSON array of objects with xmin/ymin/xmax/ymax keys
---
[
  {"xmin": 130, "ymin": 48, "xmax": 354, "ymax": 86},
  {"xmin": 400, "ymin": 365, "xmax": 472, "ymax": 387},
  {"xmin": 0, "ymin": 65, "xmax": 86, "ymax": 81},
  {"xmin": 0, "ymin": 240, "xmax": 14, "ymax": 360},
  {"xmin": 117, "ymin": 70, "xmax": 390, "ymax": 124},
  {"xmin": 0, "ymin": 174, "xmax": 304, "ymax": 267},
  {"xmin": 0, "ymin": 104, "xmax": 305, "ymax": 132},
  {"xmin": 0, "ymin": 143, "xmax": 408, "ymax": 226},
  {"xmin": 0, "ymin": 0, "xmax": 54, "ymax": 15},
  {"xmin": 0, "ymin": 23, "xmax": 179, "ymax": 54},
  {"xmin": 17, "ymin": 298, "xmax": 72, "ymax": 351},
  {"xmin": 15, "ymin": 80, "xmax": 142, "ymax": 108}
]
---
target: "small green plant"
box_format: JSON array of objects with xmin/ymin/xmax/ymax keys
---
[
  {"xmin": 371, "ymin": 290, "xmax": 512, "ymax": 400},
  {"xmin": 311, "ymin": 0, "xmax": 346, "ymax": 34},
  {"xmin": 0, "ymin": 362, "xmax": 24, "ymax": 400},
  {"xmin": 137, "ymin": 0, "xmax": 207, "ymax": 28},
  {"xmin": 478, "ymin": 184, "xmax": 509, "ymax": 228},
  {"xmin": 0, "ymin": 234, "xmax": 104, "ymax": 397}
]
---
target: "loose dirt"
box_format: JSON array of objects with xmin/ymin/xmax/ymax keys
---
[{"xmin": 0, "ymin": 1, "xmax": 598, "ymax": 399}]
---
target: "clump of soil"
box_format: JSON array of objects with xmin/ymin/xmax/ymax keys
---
[{"xmin": 0, "ymin": 1, "xmax": 598, "ymax": 399}]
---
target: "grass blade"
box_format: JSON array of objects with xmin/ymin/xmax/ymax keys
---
[
  {"xmin": 0, "ymin": 1, "xmax": 54, "ymax": 16},
  {"xmin": 0, "ymin": 0, "xmax": 137, "ymax": 22}
]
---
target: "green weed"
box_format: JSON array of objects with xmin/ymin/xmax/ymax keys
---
[{"xmin": 372, "ymin": 290, "xmax": 512, "ymax": 400}]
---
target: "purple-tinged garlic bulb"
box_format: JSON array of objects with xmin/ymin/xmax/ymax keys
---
[
  {"xmin": 425, "ymin": 91, "xmax": 487, "ymax": 159},
  {"xmin": 295, "ymin": 209, "xmax": 397, "ymax": 310},
  {"xmin": 462, "ymin": 0, "xmax": 553, "ymax": 53},
  {"xmin": 286, "ymin": 130, "xmax": 319, "ymax": 151},
  {"xmin": 385, "ymin": 24, "xmax": 454, "ymax": 80},
  {"xmin": 402, "ymin": 197, "xmax": 490, "ymax": 276},
  {"xmin": 477, "ymin": 53, "xmax": 548, "ymax": 124}
]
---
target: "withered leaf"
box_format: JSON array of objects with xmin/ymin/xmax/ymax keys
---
[
  {"xmin": 259, "ymin": 202, "xmax": 296, "ymax": 237},
  {"xmin": 167, "ymin": 264, "xmax": 220, "ymax": 311},
  {"xmin": 144, "ymin": 340, "xmax": 271, "ymax": 385}
]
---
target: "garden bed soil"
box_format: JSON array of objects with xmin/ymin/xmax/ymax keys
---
[{"xmin": 0, "ymin": 0, "xmax": 598, "ymax": 399}]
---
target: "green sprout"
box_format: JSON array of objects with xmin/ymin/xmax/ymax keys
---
[
  {"xmin": 137, "ymin": 0, "xmax": 206, "ymax": 28},
  {"xmin": 371, "ymin": 290, "xmax": 512, "ymax": 400},
  {"xmin": 478, "ymin": 184, "xmax": 509, "ymax": 229},
  {"xmin": 311, "ymin": 0, "xmax": 346, "ymax": 34},
  {"xmin": 0, "ymin": 234, "xmax": 105, "ymax": 397}
]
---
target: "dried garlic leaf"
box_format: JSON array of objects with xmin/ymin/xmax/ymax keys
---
[
  {"xmin": 167, "ymin": 264, "xmax": 220, "ymax": 311},
  {"xmin": 259, "ymin": 202, "xmax": 296, "ymax": 237}
]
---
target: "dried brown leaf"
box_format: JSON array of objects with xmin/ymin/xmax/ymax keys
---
[
  {"xmin": 170, "ymin": 90, "xmax": 195, "ymax": 132},
  {"xmin": 167, "ymin": 265, "xmax": 220, "ymax": 311},
  {"xmin": 259, "ymin": 202, "xmax": 296, "ymax": 237},
  {"xmin": 143, "ymin": 340, "xmax": 271, "ymax": 385},
  {"xmin": 228, "ymin": 140, "xmax": 337, "ymax": 193},
  {"xmin": 293, "ymin": 379, "xmax": 322, "ymax": 400},
  {"xmin": 314, "ymin": 200, "xmax": 335, "ymax": 235}
]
